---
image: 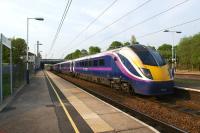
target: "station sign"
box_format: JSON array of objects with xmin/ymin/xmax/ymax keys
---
[{"xmin": 0, "ymin": 34, "xmax": 11, "ymax": 49}]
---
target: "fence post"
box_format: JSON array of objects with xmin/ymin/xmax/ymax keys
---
[
  {"xmin": 0, "ymin": 34, "xmax": 12, "ymax": 102},
  {"xmin": 10, "ymin": 41, "xmax": 13, "ymax": 95},
  {"xmin": 0, "ymin": 34, "xmax": 2, "ymax": 103}
]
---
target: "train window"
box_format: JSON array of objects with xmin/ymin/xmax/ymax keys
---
[
  {"xmin": 83, "ymin": 61, "xmax": 86, "ymax": 67},
  {"xmin": 89, "ymin": 60, "xmax": 92, "ymax": 67},
  {"xmin": 148, "ymin": 48, "xmax": 166, "ymax": 66},
  {"xmin": 93, "ymin": 60, "xmax": 98, "ymax": 66},
  {"xmin": 130, "ymin": 45, "xmax": 167, "ymax": 66},
  {"xmin": 118, "ymin": 54, "xmax": 141, "ymax": 77},
  {"xmin": 85, "ymin": 61, "xmax": 88, "ymax": 67},
  {"xmin": 130, "ymin": 45, "xmax": 157, "ymax": 66},
  {"xmin": 80, "ymin": 61, "xmax": 84, "ymax": 67},
  {"xmin": 99, "ymin": 59, "xmax": 105, "ymax": 66},
  {"xmin": 61, "ymin": 64, "xmax": 65, "ymax": 68}
]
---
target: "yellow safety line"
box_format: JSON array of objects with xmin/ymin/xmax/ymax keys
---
[{"xmin": 45, "ymin": 72, "xmax": 80, "ymax": 133}]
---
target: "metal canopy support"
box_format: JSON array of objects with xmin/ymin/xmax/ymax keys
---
[
  {"xmin": 0, "ymin": 34, "xmax": 2, "ymax": 103},
  {"xmin": 10, "ymin": 42, "xmax": 12, "ymax": 94},
  {"xmin": 0, "ymin": 33, "xmax": 12, "ymax": 103}
]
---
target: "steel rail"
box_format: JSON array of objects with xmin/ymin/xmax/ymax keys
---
[{"xmin": 55, "ymin": 72, "xmax": 187, "ymax": 133}]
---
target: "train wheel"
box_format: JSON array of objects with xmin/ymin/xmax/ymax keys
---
[
  {"xmin": 129, "ymin": 86, "xmax": 135, "ymax": 95},
  {"xmin": 121, "ymin": 83, "xmax": 127, "ymax": 92}
]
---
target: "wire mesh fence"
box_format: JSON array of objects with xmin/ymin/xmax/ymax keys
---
[
  {"xmin": 2, "ymin": 63, "xmax": 34, "ymax": 99},
  {"xmin": 2, "ymin": 64, "xmax": 11, "ymax": 99}
]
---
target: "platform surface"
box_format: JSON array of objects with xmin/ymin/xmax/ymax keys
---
[
  {"xmin": 46, "ymin": 71, "xmax": 158, "ymax": 133},
  {"xmin": 0, "ymin": 71, "xmax": 60, "ymax": 133}
]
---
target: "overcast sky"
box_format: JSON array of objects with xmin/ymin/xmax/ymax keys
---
[{"xmin": 0, "ymin": 0, "xmax": 199, "ymax": 58}]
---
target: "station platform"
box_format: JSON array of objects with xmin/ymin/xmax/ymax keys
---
[
  {"xmin": 46, "ymin": 71, "xmax": 158, "ymax": 133},
  {"xmin": 0, "ymin": 71, "xmax": 60, "ymax": 133},
  {"xmin": 0, "ymin": 71, "xmax": 158, "ymax": 133}
]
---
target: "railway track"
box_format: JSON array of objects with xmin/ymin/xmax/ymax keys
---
[
  {"xmin": 175, "ymin": 73, "xmax": 200, "ymax": 80},
  {"xmin": 52, "ymin": 72, "xmax": 200, "ymax": 133},
  {"xmin": 144, "ymin": 95, "xmax": 200, "ymax": 118},
  {"xmin": 73, "ymin": 82, "xmax": 187, "ymax": 133},
  {"xmin": 174, "ymin": 73, "xmax": 200, "ymax": 104}
]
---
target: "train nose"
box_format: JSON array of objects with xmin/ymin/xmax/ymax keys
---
[
  {"xmin": 143, "ymin": 65, "xmax": 171, "ymax": 81},
  {"xmin": 132, "ymin": 80, "xmax": 174, "ymax": 95}
]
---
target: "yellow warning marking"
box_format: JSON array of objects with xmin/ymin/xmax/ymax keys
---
[{"xmin": 45, "ymin": 72, "xmax": 80, "ymax": 133}]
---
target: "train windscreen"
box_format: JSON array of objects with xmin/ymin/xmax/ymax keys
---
[{"xmin": 129, "ymin": 45, "xmax": 166, "ymax": 66}]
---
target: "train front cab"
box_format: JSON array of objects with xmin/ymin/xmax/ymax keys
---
[{"xmin": 119, "ymin": 45, "xmax": 174, "ymax": 95}]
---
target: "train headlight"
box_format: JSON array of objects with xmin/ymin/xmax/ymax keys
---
[{"xmin": 140, "ymin": 68, "xmax": 153, "ymax": 79}]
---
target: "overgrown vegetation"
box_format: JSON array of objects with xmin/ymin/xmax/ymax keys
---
[
  {"xmin": 65, "ymin": 32, "xmax": 200, "ymax": 71},
  {"xmin": 64, "ymin": 46, "xmax": 101, "ymax": 60},
  {"xmin": 64, "ymin": 36, "xmax": 136, "ymax": 60},
  {"xmin": 158, "ymin": 32, "xmax": 200, "ymax": 70},
  {"xmin": 2, "ymin": 38, "xmax": 27, "ymax": 97},
  {"xmin": 64, "ymin": 32, "xmax": 200, "ymax": 71},
  {"xmin": 3, "ymin": 73, "xmax": 11, "ymax": 98},
  {"xmin": 3, "ymin": 38, "xmax": 26, "ymax": 64}
]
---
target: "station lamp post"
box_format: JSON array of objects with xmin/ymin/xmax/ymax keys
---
[
  {"xmin": 26, "ymin": 17, "xmax": 44, "ymax": 84},
  {"xmin": 163, "ymin": 30, "xmax": 181, "ymax": 76},
  {"xmin": 36, "ymin": 41, "xmax": 43, "ymax": 57}
]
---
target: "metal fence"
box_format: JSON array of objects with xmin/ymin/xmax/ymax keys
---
[
  {"xmin": 2, "ymin": 63, "xmax": 34, "ymax": 99},
  {"xmin": 2, "ymin": 64, "xmax": 11, "ymax": 98}
]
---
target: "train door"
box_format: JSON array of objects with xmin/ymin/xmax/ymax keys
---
[
  {"xmin": 111, "ymin": 56, "xmax": 117, "ymax": 77},
  {"xmin": 71, "ymin": 61, "xmax": 74, "ymax": 72},
  {"xmin": 112, "ymin": 55, "xmax": 121, "ymax": 77}
]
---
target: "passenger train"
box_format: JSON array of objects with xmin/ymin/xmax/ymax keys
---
[{"xmin": 52, "ymin": 44, "xmax": 174, "ymax": 95}]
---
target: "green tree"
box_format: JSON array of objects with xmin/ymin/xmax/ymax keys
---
[
  {"xmin": 123, "ymin": 42, "xmax": 131, "ymax": 46},
  {"xmin": 3, "ymin": 45, "xmax": 10, "ymax": 63},
  {"xmin": 176, "ymin": 33, "xmax": 200, "ymax": 70},
  {"xmin": 191, "ymin": 33, "xmax": 200, "ymax": 70},
  {"xmin": 11, "ymin": 38, "xmax": 27, "ymax": 64},
  {"xmin": 65, "ymin": 53, "xmax": 73, "ymax": 60},
  {"xmin": 158, "ymin": 44, "xmax": 172, "ymax": 61},
  {"xmin": 177, "ymin": 37, "xmax": 193, "ymax": 69},
  {"xmin": 89, "ymin": 46, "xmax": 101, "ymax": 55},
  {"xmin": 107, "ymin": 41, "xmax": 123, "ymax": 50},
  {"xmin": 72, "ymin": 49, "xmax": 81, "ymax": 59},
  {"xmin": 65, "ymin": 49, "xmax": 83, "ymax": 60},
  {"xmin": 80, "ymin": 49, "xmax": 88, "ymax": 57}
]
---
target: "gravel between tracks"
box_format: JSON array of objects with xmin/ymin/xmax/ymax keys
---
[{"xmin": 56, "ymin": 73, "xmax": 200, "ymax": 133}]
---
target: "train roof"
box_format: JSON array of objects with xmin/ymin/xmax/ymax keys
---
[
  {"xmin": 72, "ymin": 44, "xmax": 150, "ymax": 62},
  {"xmin": 55, "ymin": 44, "xmax": 150, "ymax": 65},
  {"xmin": 72, "ymin": 47, "xmax": 122, "ymax": 62}
]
